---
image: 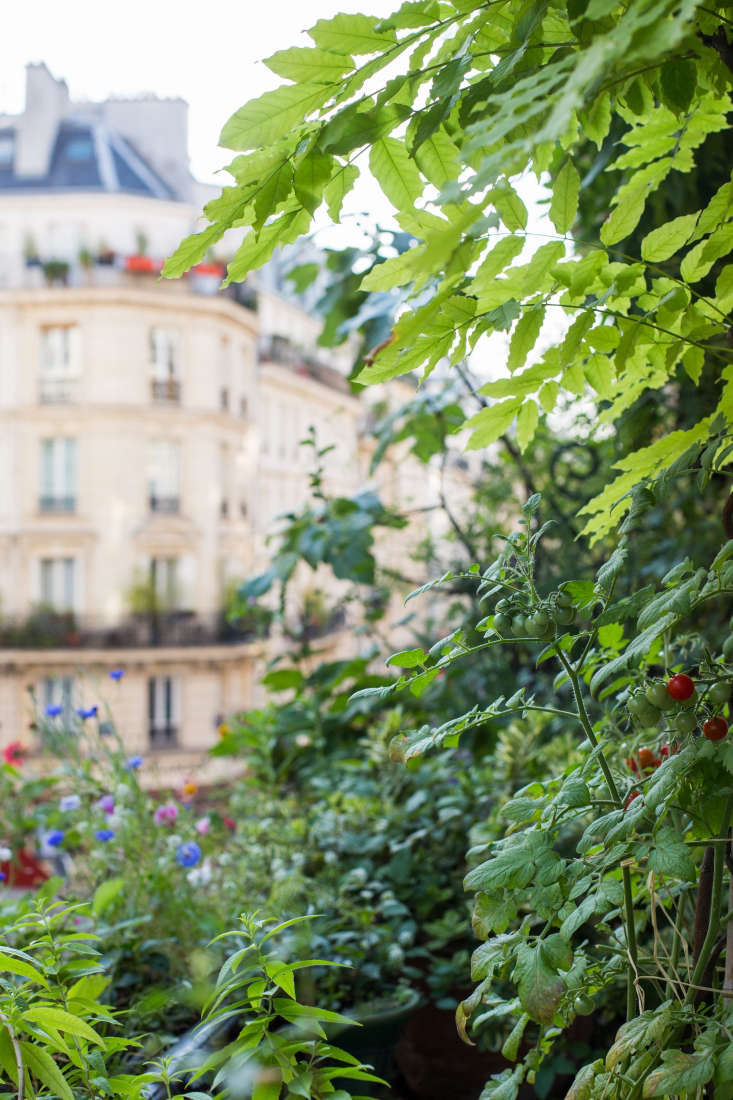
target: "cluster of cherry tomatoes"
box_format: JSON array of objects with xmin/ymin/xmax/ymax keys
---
[
  {"xmin": 624, "ymin": 673, "xmax": 729, "ymax": 809},
  {"xmin": 492, "ymin": 590, "xmax": 577, "ymax": 640}
]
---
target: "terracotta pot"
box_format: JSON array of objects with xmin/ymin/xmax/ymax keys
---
[{"xmin": 125, "ymin": 254, "xmax": 156, "ymax": 273}]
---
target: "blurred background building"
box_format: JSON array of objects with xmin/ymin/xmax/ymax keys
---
[{"xmin": 0, "ymin": 63, "xmax": 466, "ymax": 782}]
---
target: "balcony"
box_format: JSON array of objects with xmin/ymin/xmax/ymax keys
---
[
  {"xmin": 39, "ymin": 378, "xmax": 77, "ymax": 404},
  {"xmin": 39, "ymin": 496, "xmax": 76, "ymax": 514},
  {"xmin": 151, "ymin": 378, "xmax": 181, "ymax": 404},
  {"xmin": 149, "ymin": 495, "xmax": 180, "ymax": 515},
  {"xmin": 0, "ymin": 610, "xmax": 273, "ymax": 650},
  {"xmin": 148, "ymin": 725, "xmax": 179, "ymax": 748}
]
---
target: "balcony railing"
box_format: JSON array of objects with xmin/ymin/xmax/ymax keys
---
[
  {"xmin": 0, "ymin": 610, "xmax": 272, "ymax": 650},
  {"xmin": 39, "ymin": 378, "xmax": 77, "ymax": 404},
  {"xmin": 39, "ymin": 496, "xmax": 76, "ymax": 514},
  {"xmin": 151, "ymin": 378, "xmax": 181, "ymax": 404},
  {"xmin": 148, "ymin": 725, "xmax": 179, "ymax": 748},
  {"xmin": 149, "ymin": 495, "xmax": 180, "ymax": 515}
]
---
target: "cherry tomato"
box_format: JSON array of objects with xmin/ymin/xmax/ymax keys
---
[
  {"xmin": 659, "ymin": 742, "xmax": 679, "ymax": 759},
  {"xmin": 645, "ymin": 683, "xmax": 676, "ymax": 711},
  {"xmin": 703, "ymin": 716, "xmax": 728, "ymax": 742},
  {"xmin": 723, "ymin": 636, "xmax": 733, "ymax": 661},
  {"xmin": 708, "ymin": 681, "xmax": 731, "ymax": 705},
  {"xmin": 624, "ymin": 791, "xmax": 641, "ymax": 810},
  {"xmin": 556, "ymin": 591, "xmax": 574, "ymax": 608},
  {"xmin": 672, "ymin": 711, "xmax": 697, "ymax": 735},
  {"xmin": 495, "ymin": 598, "xmax": 512, "ymax": 613},
  {"xmin": 628, "ymin": 696, "xmax": 661, "ymax": 726},
  {"xmin": 555, "ymin": 605, "xmax": 577, "ymax": 625},
  {"xmin": 666, "ymin": 674, "xmax": 695, "ymax": 701},
  {"xmin": 573, "ymin": 995, "xmax": 595, "ymax": 1016},
  {"xmin": 511, "ymin": 615, "xmax": 527, "ymax": 636},
  {"xmin": 637, "ymin": 747, "xmax": 661, "ymax": 771},
  {"xmin": 493, "ymin": 613, "xmax": 512, "ymax": 634}
]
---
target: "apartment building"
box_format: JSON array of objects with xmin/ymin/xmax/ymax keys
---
[{"xmin": 0, "ymin": 63, "xmax": 402, "ymax": 783}]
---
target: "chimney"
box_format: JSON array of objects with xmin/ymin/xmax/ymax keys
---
[
  {"xmin": 15, "ymin": 63, "xmax": 69, "ymax": 178},
  {"xmin": 102, "ymin": 96, "xmax": 193, "ymax": 202}
]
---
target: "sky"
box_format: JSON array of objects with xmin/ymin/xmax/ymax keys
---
[{"xmin": 0, "ymin": 0, "xmax": 395, "ymax": 184}]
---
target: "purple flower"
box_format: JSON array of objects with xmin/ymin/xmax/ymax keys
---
[
  {"xmin": 76, "ymin": 705, "xmax": 98, "ymax": 720},
  {"xmin": 125, "ymin": 755, "xmax": 143, "ymax": 770},
  {"xmin": 95, "ymin": 829, "xmax": 115, "ymax": 842},
  {"xmin": 109, "ymin": 668, "xmax": 125, "ymax": 681},
  {"xmin": 45, "ymin": 704, "xmax": 63, "ymax": 717},
  {"xmin": 97, "ymin": 794, "xmax": 115, "ymax": 814},
  {"xmin": 153, "ymin": 803, "xmax": 178, "ymax": 825},
  {"xmin": 46, "ymin": 830, "xmax": 65, "ymax": 847},
  {"xmin": 176, "ymin": 841, "xmax": 201, "ymax": 868}
]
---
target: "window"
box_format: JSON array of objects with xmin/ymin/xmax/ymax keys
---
[
  {"xmin": 148, "ymin": 676, "xmax": 179, "ymax": 746},
  {"xmin": 39, "ymin": 439, "xmax": 76, "ymax": 512},
  {"xmin": 148, "ymin": 440, "xmax": 180, "ymax": 513},
  {"xmin": 0, "ymin": 135, "xmax": 14, "ymax": 168},
  {"xmin": 39, "ymin": 326, "xmax": 80, "ymax": 403},
  {"xmin": 219, "ymin": 443, "xmax": 230, "ymax": 519},
  {"xmin": 220, "ymin": 386, "xmax": 229, "ymax": 411},
  {"xmin": 39, "ymin": 557, "xmax": 76, "ymax": 611},
  {"xmin": 150, "ymin": 328, "xmax": 180, "ymax": 402},
  {"xmin": 150, "ymin": 557, "xmax": 180, "ymax": 610},
  {"xmin": 41, "ymin": 676, "xmax": 75, "ymax": 721}
]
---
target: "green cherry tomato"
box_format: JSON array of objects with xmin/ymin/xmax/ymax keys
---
[
  {"xmin": 511, "ymin": 615, "xmax": 527, "ymax": 636},
  {"xmin": 555, "ymin": 605, "xmax": 577, "ymax": 625},
  {"xmin": 493, "ymin": 613, "xmax": 512, "ymax": 634},
  {"xmin": 672, "ymin": 710, "xmax": 697, "ymax": 734},
  {"xmin": 645, "ymin": 682, "xmax": 676, "ymax": 711},
  {"xmin": 573, "ymin": 995, "xmax": 595, "ymax": 1016},
  {"xmin": 724, "ymin": 636, "xmax": 733, "ymax": 661},
  {"xmin": 708, "ymin": 681, "xmax": 731, "ymax": 705},
  {"xmin": 495, "ymin": 598, "xmax": 511, "ymax": 613},
  {"xmin": 629, "ymin": 696, "xmax": 661, "ymax": 726},
  {"xmin": 556, "ymin": 591, "xmax": 574, "ymax": 608}
]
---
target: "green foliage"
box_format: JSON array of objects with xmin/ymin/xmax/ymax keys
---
[{"xmin": 166, "ymin": 0, "xmax": 733, "ymax": 541}]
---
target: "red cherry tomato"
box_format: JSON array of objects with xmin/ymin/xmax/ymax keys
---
[
  {"xmin": 624, "ymin": 791, "xmax": 641, "ymax": 810},
  {"xmin": 666, "ymin": 674, "xmax": 695, "ymax": 701},
  {"xmin": 637, "ymin": 747, "xmax": 661, "ymax": 770},
  {"xmin": 703, "ymin": 716, "xmax": 728, "ymax": 742}
]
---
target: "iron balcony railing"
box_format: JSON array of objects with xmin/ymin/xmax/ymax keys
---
[
  {"xmin": 38, "ymin": 496, "xmax": 76, "ymax": 514},
  {"xmin": 149, "ymin": 495, "xmax": 180, "ymax": 514},
  {"xmin": 150, "ymin": 378, "xmax": 181, "ymax": 403},
  {"xmin": 0, "ymin": 611, "xmax": 272, "ymax": 650}
]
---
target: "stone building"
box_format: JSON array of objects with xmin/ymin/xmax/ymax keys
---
[{"xmin": 0, "ymin": 64, "xmax": 464, "ymax": 783}]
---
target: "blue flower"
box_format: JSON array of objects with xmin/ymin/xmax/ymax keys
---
[
  {"xmin": 95, "ymin": 829, "xmax": 115, "ymax": 843},
  {"xmin": 125, "ymin": 755, "xmax": 143, "ymax": 770},
  {"xmin": 76, "ymin": 706, "xmax": 98, "ymax": 720},
  {"xmin": 109, "ymin": 668, "xmax": 125, "ymax": 681},
  {"xmin": 45, "ymin": 704, "xmax": 63, "ymax": 717},
  {"xmin": 176, "ymin": 841, "xmax": 201, "ymax": 868},
  {"xmin": 59, "ymin": 794, "xmax": 81, "ymax": 812},
  {"xmin": 0, "ymin": 872, "xmax": 5, "ymax": 882},
  {"xmin": 46, "ymin": 830, "xmax": 65, "ymax": 847}
]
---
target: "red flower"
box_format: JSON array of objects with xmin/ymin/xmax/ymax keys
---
[
  {"xmin": 223, "ymin": 817, "xmax": 237, "ymax": 831},
  {"xmin": 2, "ymin": 741, "xmax": 27, "ymax": 765}
]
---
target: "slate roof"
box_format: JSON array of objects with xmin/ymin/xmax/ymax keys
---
[{"xmin": 0, "ymin": 120, "xmax": 176, "ymax": 199}]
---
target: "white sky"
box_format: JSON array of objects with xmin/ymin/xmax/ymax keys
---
[{"xmin": 0, "ymin": 0, "xmax": 395, "ymax": 184}]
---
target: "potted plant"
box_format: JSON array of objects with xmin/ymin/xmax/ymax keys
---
[
  {"xmin": 42, "ymin": 259, "xmax": 70, "ymax": 287},
  {"xmin": 96, "ymin": 242, "xmax": 116, "ymax": 266}
]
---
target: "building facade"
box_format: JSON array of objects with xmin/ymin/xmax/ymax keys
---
[{"xmin": 0, "ymin": 64, "xmax": 393, "ymax": 781}]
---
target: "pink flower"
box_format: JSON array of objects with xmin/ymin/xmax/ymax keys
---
[
  {"xmin": 97, "ymin": 794, "xmax": 115, "ymax": 814},
  {"xmin": 195, "ymin": 816, "xmax": 211, "ymax": 835},
  {"xmin": 223, "ymin": 817, "xmax": 236, "ymax": 831},
  {"xmin": 153, "ymin": 803, "xmax": 179, "ymax": 825}
]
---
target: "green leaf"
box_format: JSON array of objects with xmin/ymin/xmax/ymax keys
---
[
  {"xmin": 589, "ymin": 613, "xmax": 677, "ymax": 692},
  {"xmin": 472, "ymin": 236, "xmax": 525, "ymax": 295},
  {"xmin": 516, "ymin": 400, "xmax": 539, "ymax": 452},
  {"xmin": 308, "ymin": 12, "xmax": 397, "ymax": 54},
  {"xmin": 262, "ymin": 668, "xmax": 303, "ymax": 691},
  {"xmin": 220, "ymin": 84, "xmax": 331, "ymax": 151},
  {"xmin": 252, "ymin": 1081, "xmax": 282, "ymax": 1100},
  {"xmin": 507, "ymin": 307, "xmax": 546, "ymax": 373},
  {"xmin": 647, "ymin": 826, "xmax": 696, "ymax": 880},
  {"xmin": 386, "ymin": 648, "xmax": 426, "ymax": 669},
  {"xmin": 370, "ymin": 137, "xmax": 424, "ymax": 210},
  {"xmin": 641, "ymin": 213, "xmax": 699, "ymax": 262},
  {"xmin": 550, "ymin": 161, "xmax": 580, "ymax": 234},
  {"xmin": 513, "ymin": 938, "xmax": 568, "ymax": 1024},
  {"xmin": 22, "ymin": 1006, "xmax": 105, "ymax": 1046},
  {"xmin": 264, "ymin": 46, "xmax": 355, "ymax": 84},
  {"xmin": 324, "ymin": 164, "xmax": 359, "ymax": 221},
  {"xmin": 659, "ymin": 58, "xmax": 697, "ymax": 114},
  {"xmin": 414, "ymin": 129, "xmax": 462, "ymax": 188},
  {"xmin": 643, "ymin": 1048, "xmax": 715, "ymax": 1097},
  {"xmin": 294, "ymin": 152, "xmax": 333, "ymax": 215},
  {"xmin": 466, "ymin": 398, "xmax": 522, "ymax": 449},
  {"xmin": 492, "ymin": 183, "xmax": 529, "ymax": 231},
  {"xmin": 254, "ymin": 160, "xmax": 294, "ymax": 229},
  {"xmin": 0, "ymin": 950, "xmax": 50, "ymax": 989},
  {"xmin": 20, "ymin": 1042, "xmax": 74, "ymax": 1100},
  {"xmin": 92, "ymin": 876, "xmax": 125, "ymax": 916}
]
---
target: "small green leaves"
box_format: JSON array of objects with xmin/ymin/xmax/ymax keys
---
[
  {"xmin": 264, "ymin": 46, "xmax": 355, "ymax": 84},
  {"xmin": 641, "ymin": 212, "xmax": 698, "ymax": 262},
  {"xmin": 386, "ymin": 647, "xmax": 426, "ymax": 668},
  {"xmin": 370, "ymin": 137, "xmax": 424, "ymax": 210},
  {"xmin": 308, "ymin": 12, "xmax": 397, "ymax": 54},
  {"xmin": 513, "ymin": 934, "xmax": 572, "ymax": 1024},
  {"xmin": 550, "ymin": 161, "xmax": 580, "ymax": 235},
  {"xmin": 220, "ymin": 84, "xmax": 331, "ymax": 151}
]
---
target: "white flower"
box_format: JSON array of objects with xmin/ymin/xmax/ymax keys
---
[
  {"xmin": 59, "ymin": 794, "xmax": 81, "ymax": 812},
  {"xmin": 166, "ymin": 834, "xmax": 182, "ymax": 849},
  {"xmin": 0, "ymin": 846, "xmax": 11, "ymax": 861},
  {"xmin": 187, "ymin": 859, "xmax": 213, "ymax": 886},
  {"xmin": 114, "ymin": 783, "xmax": 131, "ymax": 802},
  {"xmin": 217, "ymin": 852, "xmax": 232, "ymax": 866},
  {"xmin": 295, "ymin": 733, "xmax": 312, "ymax": 747}
]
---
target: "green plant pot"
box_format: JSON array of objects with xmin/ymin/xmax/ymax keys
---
[{"xmin": 329, "ymin": 988, "xmax": 421, "ymax": 1097}]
